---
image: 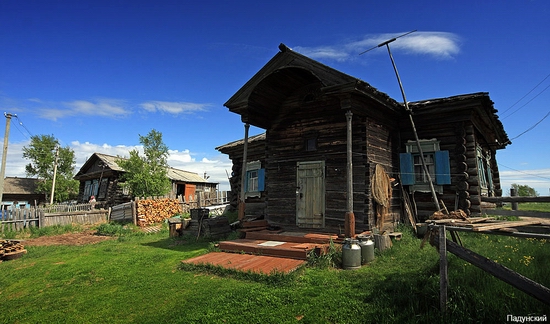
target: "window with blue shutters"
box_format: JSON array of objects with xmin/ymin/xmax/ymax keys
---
[
  {"xmin": 245, "ymin": 161, "xmax": 265, "ymax": 198},
  {"xmin": 400, "ymin": 139, "xmax": 451, "ymax": 193}
]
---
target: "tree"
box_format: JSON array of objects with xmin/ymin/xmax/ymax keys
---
[
  {"xmin": 117, "ymin": 129, "xmax": 171, "ymax": 197},
  {"xmin": 510, "ymin": 183, "xmax": 538, "ymax": 197},
  {"xmin": 22, "ymin": 134, "xmax": 80, "ymax": 203}
]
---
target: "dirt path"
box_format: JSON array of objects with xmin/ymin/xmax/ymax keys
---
[{"xmin": 21, "ymin": 230, "xmax": 114, "ymax": 247}]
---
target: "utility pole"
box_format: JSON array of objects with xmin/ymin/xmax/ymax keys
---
[
  {"xmin": 0, "ymin": 113, "xmax": 13, "ymax": 205},
  {"xmin": 50, "ymin": 146, "xmax": 59, "ymax": 205}
]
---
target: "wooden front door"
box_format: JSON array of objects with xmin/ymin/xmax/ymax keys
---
[{"xmin": 296, "ymin": 161, "xmax": 325, "ymax": 228}]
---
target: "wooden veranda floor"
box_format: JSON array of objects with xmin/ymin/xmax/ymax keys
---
[
  {"xmin": 182, "ymin": 252, "xmax": 307, "ymax": 274},
  {"xmin": 182, "ymin": 227, "xmax": 346, "ymax": 275}
]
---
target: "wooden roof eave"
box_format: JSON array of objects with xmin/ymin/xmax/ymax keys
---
[
  {"xmin": 323, "ymin": 81, "xmax": 402, "ymax": 115},
  {"xmin": 409, "ymin": 93, "xmax": 509, "ymax": 149}
]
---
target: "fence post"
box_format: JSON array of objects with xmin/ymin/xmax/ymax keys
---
[
  {"xmin": 510, "ymin": 188, "xmax": 518, "ymax": 211},
  {"xmin": 39, "ymin": 209, "xmax": 45, "ymax": 228},
  {"xmin": 439, "ymin": 225, "xmax": 448, "ymax": 313}
]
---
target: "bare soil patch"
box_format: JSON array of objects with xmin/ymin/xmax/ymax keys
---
[{"xmin": 22, "ymin": 230, "xmax": 114, "ymax": 247}]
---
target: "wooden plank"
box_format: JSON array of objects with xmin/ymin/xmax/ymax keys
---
[
  {"xmin": 482, "ymin": 209, "xmax": 550, "ymax": 218},
  {"xmin": 446, "ymin": 239, "xmax": 550, "ymax": 305},
  {"xmin": 182, "ymin": 252, "xmax": 306, "ymax": 274},
  {"xmin": 482, "ymin": 196, "xmax": 550, "ymax": 203},
  {"xmin": 471, "ymin": 220, "xmax": 542, "ymax": 231},
  {"xmin": 439, "ymin": 226, "xmax": 448, "ymax": 313},
  {"xmin": 218, "ymin": 239, "xmax": 318, "ymax": 260}
]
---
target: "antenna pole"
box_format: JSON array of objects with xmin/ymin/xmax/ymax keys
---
[
  {"xmin": 50, "ymin": 145, "xmax": 59, "ymax": 205},
  {"xmin": 383, "ymin": 42, "xmax": 441, "ymax": 212}
]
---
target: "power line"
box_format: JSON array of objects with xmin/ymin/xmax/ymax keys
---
[
  {"xmin": 509, "ymin": 109, "xmax": 550, "ymax": 141},
  {"xmin": 13, "ymin": 115, "xmax": 33, "ymax": 138},
  {"xmin": 501, "ymin": 82, "xmax": 550, "ymax": 120},
  {"xmin": 500, "ymin": 72, "xmax": 550, "ymax": 117},
  {"xmin": 498, "ymin": 162, "xmax": 550, "ymax": 181}
]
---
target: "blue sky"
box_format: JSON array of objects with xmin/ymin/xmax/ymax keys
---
[{"xmin": 1, "ymin": 0, "xmax": 549, "ymax": 194}]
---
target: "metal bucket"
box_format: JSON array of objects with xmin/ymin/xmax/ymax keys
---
[{"xmin": 342, "ymin": 238, "xmax": 362, "ymax": 270}]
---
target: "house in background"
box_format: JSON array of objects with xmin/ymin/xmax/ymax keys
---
[
  {"xmin": 1, "ymin": 177, "xmax": 47, "ymax": 210},
  {"xmin": 74, "ymin": 153, "xmax": 218, "ymax": 207},
  {"xmin": 217, "ymin": 43, "xmax": 509, "ymax": 233}
]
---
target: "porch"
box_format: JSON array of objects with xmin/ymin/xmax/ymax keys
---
[{"xmin": 182, "ymin": 225, "xmax": 351, "ymax": 275}]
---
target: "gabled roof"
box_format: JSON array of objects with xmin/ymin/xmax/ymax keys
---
[
  {"xmin": 75, "ymin": 153, "xmax": 213, "ymax": 184},
  {"xmin": 224, "ymin": 43, "xmax": 400, "ymax": 128},
  {"xmin": 2, "ymin": 177, "xmax": 40, "ymax": 195}
]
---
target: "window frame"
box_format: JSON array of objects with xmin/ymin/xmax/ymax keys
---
[
  {"xmin": 245, "ymin": 161, "xmax": 265, "ymax": 198},
  {"xmin": 400, "ymin": 139, "xmax": 451, "ymax": 193}
]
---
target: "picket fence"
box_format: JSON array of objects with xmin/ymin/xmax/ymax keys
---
[{"xmin": 0, "ymin": 203, "xmax": 108, "ymax": 234}]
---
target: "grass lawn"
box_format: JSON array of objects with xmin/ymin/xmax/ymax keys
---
[{"xmin": 1, "ymin": 224, "xmax": 549, "ymax": 323}]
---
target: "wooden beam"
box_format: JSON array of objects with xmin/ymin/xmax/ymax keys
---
[
  {"xmin": 482, "ymin": 209, "xmax": 550, "ymax": 218},
  {"xmin": 446, "ymin": 239, "xmax": 550, "ymax": 305},
  {"xmin": 444, "ymin": 225, "xmax": 550, "ymax": 240},
  {"xmin": 482, "ymin": 196, "xmax": 550, "ymax": 203},
  {"xmin": 470, "ymin": 220, "xmax": 542, "ymax": 231},
  {"xmin": 439, "ymin": 225, "xmax": 448, "ymax": 312}
]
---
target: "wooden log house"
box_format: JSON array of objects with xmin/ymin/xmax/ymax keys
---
[
  {"xmin": 74, "ymin": 152, "xmax": 218, "ymax": 208},
  {"xmin": 216, "ymin": 43, "xmax": 509, "ymax": 233}
]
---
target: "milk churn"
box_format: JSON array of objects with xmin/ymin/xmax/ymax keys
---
[
  {"xmin": 342, "ymin": 238, "xmax": 362, "ymax": 270},
  {"xmin": 357, "ymin": 235, "xmax": 375, "ymax": 264}
]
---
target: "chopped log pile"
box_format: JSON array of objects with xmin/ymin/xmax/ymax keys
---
[
  {"xmin": 1, "ymin": 240, "xmax": 27, "ymax": 261},
  {"xmin": 136, "ymin": 198, "xmax": 183, "ymax": 226}
]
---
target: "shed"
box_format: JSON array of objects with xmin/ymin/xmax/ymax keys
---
[{"xmin": 217, "ymin": 43, "xmax": 509, "ymax": 233}]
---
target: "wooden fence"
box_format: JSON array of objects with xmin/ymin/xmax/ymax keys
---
[
  {"xmin": 0, "ymin": 203, "xmax": 108, "ymax": 234},
  {"xmin": 481, "ymin": 196, "xmax": 550, "ymax": 218}
]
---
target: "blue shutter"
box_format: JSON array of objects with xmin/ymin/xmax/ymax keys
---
[
  {"xmin": 258, "ymin": 168, "xmax": 265, "ymax": 191},
  {"xmin": 435, "ymin": 150, "xmax": 451, "ymax": 185},
  {"xmin": 399, "ymin": 153, "xmax": 415, "ymax": 185}
]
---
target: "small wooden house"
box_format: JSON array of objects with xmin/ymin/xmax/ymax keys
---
[
  {"xmin": 217, "ymin": 44, "xmax": 509, "ymax": 233},
  {"xmin": 1, "ymin": 177, "xmax": 46, "ymax": 209},
  {"xmin": 74, "ymin": 153, "xmax": 218, "ymax": 207}
]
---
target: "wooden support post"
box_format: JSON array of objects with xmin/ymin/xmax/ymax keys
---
[
  {"xmin": 238, "ymin": 123, "xmax": 250, "ymax": 220},
  {"xmin": 345, "ymin": 110, "xmax": 355, "ymax": 237},
  {"xmin": 439, "ymin": 225, "xmax": 448, "ymax": 313},
  {"xmin": 510, "ymin": 187, "xmax": 518, "ymax": 211}
]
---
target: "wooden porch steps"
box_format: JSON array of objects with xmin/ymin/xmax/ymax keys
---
[
  {"xmin": 217, "ymin": 238, "xmax": 326, "ymax": 260},
  {"xmin": 182, "ymin": 252, "xmax": 306, "ymax": 274},
  {"xmin": 182, "ymin": 227, "xmax": 349, "ymax": 275}
]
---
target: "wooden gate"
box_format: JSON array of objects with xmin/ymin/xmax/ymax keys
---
[{"xmin": 296, "ymin": 161, "xmax": 325, "ymax": 228}]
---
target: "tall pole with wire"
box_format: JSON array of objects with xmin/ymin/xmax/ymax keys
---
[
  {"xmin": 0, "ymin": 113, "xmax": 13, "ymax": 205},
  {"xmin": 50, "ymin": 146, "xmax": 59, "ymax": 205},
  {"xmin": 360, "ymin": 31, "xmax": 441, "ymax": 211}
]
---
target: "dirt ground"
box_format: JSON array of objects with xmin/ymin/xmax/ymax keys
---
[{"xmin": 21, "ymin": 230, "xmax": 115, "ymax": 247}]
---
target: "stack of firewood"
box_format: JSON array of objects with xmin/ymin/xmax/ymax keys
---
[
  {"xmin": 136, "ymin": 198, "xmax": 183, "ymax": 226},
  {"xmin": 1, "ymin": 240, "xmax": 27, "ymax": 261}
]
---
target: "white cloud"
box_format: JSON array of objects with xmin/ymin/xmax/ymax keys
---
[
  {"xmin": 499, "ymin": 168, "xmax": 550, "ymax": 196},
  {"xmin": 167, "ymin": 149, "xmax": 195, "ymax": 163},
  {"xmin": 293, "ymin": 31, "xmax": 461, "ymax": 62},
  {"xmin": 140, "ymin": 101, "xmax": 210, "ymax": 114},
  {"xmin": 38, "ymin": 99, "xmax": 131, "ymax": 121}
]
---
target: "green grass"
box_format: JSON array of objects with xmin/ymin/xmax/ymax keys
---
[
  {"xmin": 1, "ymin": 226, "xmax": 549, "ymax": 323},
  {"xmin": 500, "ymin": 202, "xmax": 550, "ymax": 212}
]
